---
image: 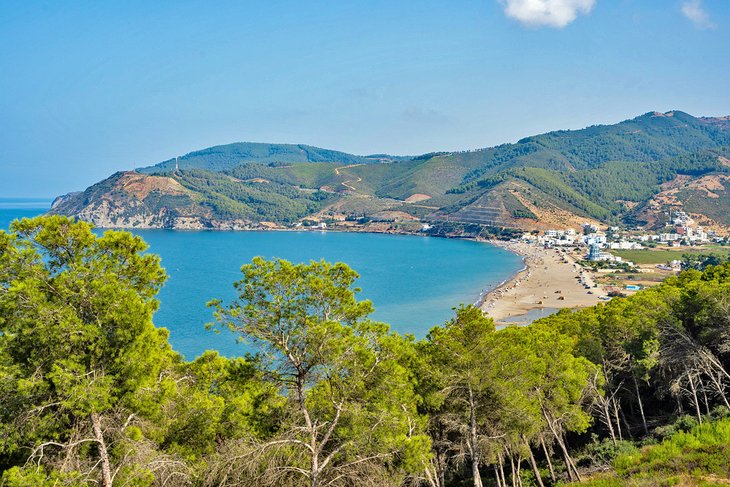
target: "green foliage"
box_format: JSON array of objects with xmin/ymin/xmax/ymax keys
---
[
  {"xmin": 575, "ymin": 437, "xmax": 639, "ymax": 469},
  {"xmin": 445, "ymin": 115, "xmax": 730, "ymax": 223},
  {"xmin": 138, "ymin": 142, "xmax": 396, "ymax": 173},
  {"xmin": 681, "ymin": 252, "xmax": 729, "ymax": 270},
  {"xmin": 0, "ymin": 216, "xmax": 179, "ymax": 482},
  {"xmin": 175, "ymin": 169, "xmax": 335, "ymax": 222},
  {"xmin": 208, "ymin": 258, "xmax": 430, "ymax": 486},
  {"xmin": 2, "ymin": 219, "xmax": 730, "ymax": 485},
  {"xmin": 577, "ymin": 416, "xmax": 730, "ymax": 486},
  {"xmin": 160, "ymin": 351, "xmax": 284, "ymax": 458},
  {"xmin": 419, "ymin": 305, "xmax": 599, "ymax": 486},
  {"xmin": 512, "ymin": 166, "xmax": 614, "ymax": 219},
  {"xmin": 501, "ymin": 191, "xmax": 537, "ymax": 219},
  {"xmin": 1, "ymin": 466, "xmax": 88, "ymax": 486}
]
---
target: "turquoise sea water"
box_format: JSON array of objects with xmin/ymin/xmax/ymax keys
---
[{"xmin": 0, "ymin": 203, "xmax": 522, "ymax": 359}]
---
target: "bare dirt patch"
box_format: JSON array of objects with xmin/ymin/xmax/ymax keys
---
[
  {"xmin": 120, "ymin": 172, "xmax": 187, "ymax": 200},
  {"xmin": 660, "ymin": 174, "xmax": 692, "ymax": 191},
  {"xmin": 651, "ymin": 175, "xmax": 728, "ymax": 204},
  {"xmin": 404, "ymin": 193, "xmax": 432, "ymax": 203}
]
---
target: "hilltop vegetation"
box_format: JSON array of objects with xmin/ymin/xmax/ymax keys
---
[
  {"xmin": 2, "ymin": 217, "xmax": 730, "ymax": 486},
  {"xmin": 137, "ymin": 142, "xmax": 410, "ymax": 173},
  {"xmin": 51, "ymin": 111, "xmax": 730, "ymax": 231}
]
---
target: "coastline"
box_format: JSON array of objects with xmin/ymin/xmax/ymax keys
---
[
  {"xmin": 24, "ymin": 207, "xmax": 598, "ymax": 326},
  {"xmin": 474, "ymin": 250, "xmax": 528, "ymax": 308},
  {"xmin": 478, "ymin": 240, "xmax": 603, "ymax": 325}
]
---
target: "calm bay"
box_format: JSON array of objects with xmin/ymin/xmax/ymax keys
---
[{"xmin": 1, "ymin": 202, "xmax": 522, "ymax": 358}]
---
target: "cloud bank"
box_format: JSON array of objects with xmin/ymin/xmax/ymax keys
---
[
  {"xmin": 681, "ymin": 0, "xmax": 716, "ymax": 29},
  {"xmin": 500, "ymin": 0, "xmax": 596, "ymax": 28}
]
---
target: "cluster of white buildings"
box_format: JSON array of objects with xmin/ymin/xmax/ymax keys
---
[
  {"xmin": 536, "ymin": 225, "xmax": 643, "ymax": 254},
  {"xmin": 540, "ymin": 228, "xmax": 579, "ymax": 246},
  {"xmin": 535, "ymin": 211, "xmax": 718, "ymax": 254},
  {"xmin": 531, "ymin": 212, "xmax": 725, "ymax": 265},
  {"xmin": 516, "ymin": 207, "xmax": 729, "ymax": 271}
]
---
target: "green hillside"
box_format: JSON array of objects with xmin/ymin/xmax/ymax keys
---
[
  {"xmin": 138, "ymin": 142, "xmax": 410, "ymax": 173},
  {"xmin": 53, "ymin": 111, "xmax": 730, "ymax": 230}
]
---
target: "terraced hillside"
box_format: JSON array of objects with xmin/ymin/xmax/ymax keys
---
[{"xmin": 51, "ymin": 111, "xmax": 730, "ymax": 232}]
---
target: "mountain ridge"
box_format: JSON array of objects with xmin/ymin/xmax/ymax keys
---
[
  {"xmin": 137, "ymin": 142, "xmax": 412, "ymax": 174},
  {"xmin": 50, "ymin": 111, "xmax": 730, "ymax": 234}
]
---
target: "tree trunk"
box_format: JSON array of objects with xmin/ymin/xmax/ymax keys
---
[
  {"xmin": 540, "ymin": 437, "xmax": 556, "ymax": 482},
  {"xmin": 311, "ymin": 461, "xmax": 319, "ymax": 487},
  {"xmin": 437, "ymin": 450, "xmax": 446, "ymax": 487},
  {"xmin": 91, "ymin": 413, "xmax": 112, "ymax": 487},
  {"xmin": 310, "ymin": 424, "xmax": 319, "ymax": 487},
  {"xmin": 706, "ymin": 371, "xmax": 730, "ymax": 410},
  {"xmin": 468, "ymin": 386, "xmax": 483, "ymax": 487},
  {"xmin": 541, "ymin": 408, "xmax": 581, "ymax": 482},
  {"xmin": 493, "ymin": 465, "xmax": 503, "ymax": 487},
  {"xmin": 472, "ymin": 455, "xmax": 483, "ymax": 487},
  {"xmin": 602, "ymin": 399, "xmax": 617, "ymax": 445},
  {"xmin": 563, "ymin": 433, "xmax": 582, "ymax": 482},
  {"xmin": 438, "ymin": 420, "xmax": 448, "ymax": 487},
  {"xmin": 698, "ymin": 375, "xmax": 711, "ymax": 415},
  {"xmin": 525, "ymin": 440, "xmax": 545, "ymax": 487},
  {"xmin": 611, "ymin": 397, "xmax": 623, "ymax": 441},
  {"xmin": 632, "ymin": 373, "xmax": 649, "ymax": 435},
  {"xmin": 619, "ymin": 406, "xmax": 634, "ymax": 440},
  {"xmin": 508, "ymin": 451, "xmax": 517, "ymax": 487},
  {"xmin": 687, "ymin": 370, "xmax": 702, "ymax": 423},
  {"xmin": 498, "ymin": 453, "xmax": 507, "ymax": 487},
  {"xmin": 424, "ymin": 465, "xmax": 438, "ymax": 487},
  {"xmin": 556, "ymin": 439, "xmax": 576, "ymax": 482}
]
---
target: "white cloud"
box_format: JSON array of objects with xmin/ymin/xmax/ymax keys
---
[
  {"xmin": 681, "ymin": 0, "xmax": 716, "ymax": 29},
  {"xmin": 500, "ymin": 0, "xmax": 596, "ymax": 28}
]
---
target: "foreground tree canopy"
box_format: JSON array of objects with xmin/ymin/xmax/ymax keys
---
[
  {"xmin": 207, "ymin": 258, "xmax": 430, "ymax": 486},
  {"xmin": 0, "ymin": 216, "xmax": 728, "ymax": 486}
]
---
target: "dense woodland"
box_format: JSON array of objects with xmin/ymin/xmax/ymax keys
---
[{"xmin": 1, "ymin": 217, "xmax": 730, "ymax": 486}]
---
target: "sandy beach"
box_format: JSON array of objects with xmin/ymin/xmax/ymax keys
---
[{"xmin": 479, "ymin": 241, "xmax": 603, "ymax": 324}]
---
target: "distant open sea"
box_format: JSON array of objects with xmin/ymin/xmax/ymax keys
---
[{"xmin": 0, "ymin": 200, "xmax": 522, "ymax": 359}]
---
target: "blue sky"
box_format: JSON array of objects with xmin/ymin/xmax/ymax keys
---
[{"xmin": 1, "ymin": 0, "xmax": 729, "ymax": 197}]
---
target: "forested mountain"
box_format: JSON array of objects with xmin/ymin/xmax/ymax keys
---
[
  {"xmin": 51, "ymin": 111, "xmax": 730, "ymax": 232},
  {"xmin": 137, "ymin": 142, "xmax": 411, "ymax": 173}
]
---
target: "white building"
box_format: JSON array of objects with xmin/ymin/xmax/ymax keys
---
[
  {"xmin": 609, "ymin": 241, "xmax": 643, "ymax": 250},
  {"xmin": 583, "ymin": 233, "xmax": 607, "ymax": 247},
  {"xmin": 660, "ymin": 233, "xmax": 680, "ymax": 242}
]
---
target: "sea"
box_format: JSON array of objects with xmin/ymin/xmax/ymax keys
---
[{"xmin": 0, "ymin": 200, "xmax": 523, "ymax": 359}]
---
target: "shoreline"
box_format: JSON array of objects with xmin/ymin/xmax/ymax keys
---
[
  {"xmin": 474, "ymin": 250, "xmax": 528, "ymax": 308},
  {"xmin": 19, "ymin": 209, "xmax": 600, "ymax": 325},
  {"xmin": 478, "ymin": 240, "xmax": 603, "ymax": 325}
]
